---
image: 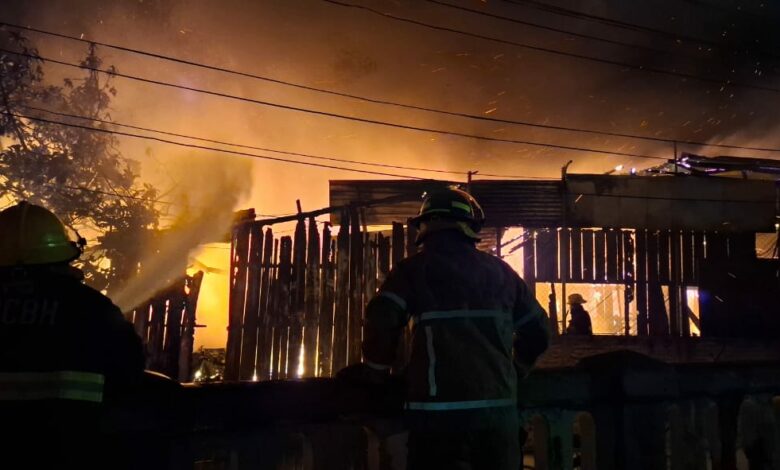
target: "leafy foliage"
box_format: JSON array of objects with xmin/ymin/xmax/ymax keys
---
[{"xmin": 0, "ymin": 32, "xmax": 161, "ymax": 293}]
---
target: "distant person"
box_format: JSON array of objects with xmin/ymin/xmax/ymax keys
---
[
  {"xmin": 566, "ymin": 293, "xmax": 593, "ymax": 336},
  {"xmin": 339, "ymin": 188, "xmax": 550, "ymax": 470},
  {"xmin": 0, "ymin": 202, "xmax": 145, "ymax": 467}
]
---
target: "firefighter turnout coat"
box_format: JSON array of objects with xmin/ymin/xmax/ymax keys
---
[{"xmin": 362, "ymin": 231, "xmax": 550, "ymax": 429}]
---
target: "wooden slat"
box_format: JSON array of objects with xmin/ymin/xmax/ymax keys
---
[
  {"xmin": 594, "ymin": 230, "xmax": 606, "ymax": 282},
  {"xmin": 647, "ymin": 231, "xmax": 659, "ymax": 283},
  {"xmin": 657, "ymin": 230, "xmax": 671, "ymax": 284},
  {"xmin": 635, "ymin": 230, "xmax": 648, "ymax": 336},
  {"xmin": 303, "ymin": 217, "xmax": 320, "ymax": 377},
  {"xmin": 239, "ymin": 225, "xmax": 264, "ymax": 380},
  {"xmin": 670, "ymin": 230, "xmax": 682, "ymax": 337},
  {"xmin": 348, "ymin": 207, "xmax": 364, "ymax": 365},
  {"xmin": 180, "ymin": 272, "xmax": 204, "ymax": 382},
  {"xmin": 332, "ymin": 210, "xmax": 351, "ymax": 372},
  {"xmin": 225, "ymin": 223, "xmax": 251, "ymax": 381},
  {"xmin": 681, "ymin": 231, "xmax": 695, "ymax": 284},
  {"xmin": 582, "ymin": 230, "xmax": 594, "ymax": 282},
  {"xmin": 606, "ymin": 230, "xmax": 619, "ymax": 282},
  {"xmin": 286, "ymin": 220, "xmax": 306, "ymax": 378},
  {"xmin": 535, "ymin": 230, "xmax": 557, "ymax": 282},
  {"xmin": 277, "ymin": 236, "xmax": 294, "ymax": 379},
  {"xmin": 148, "ymin": 297, "xmax": 167, "ymax": 372},
  {"xmin": 269, "ymin": 239, "xmax": 282, "ymax": 379},
  {"xmin": 377, "ymin": 233, "xmax": 391, "ymax": 285},
  {"xmin": 365, "ymin": 233, "xmax": 378, "ymax": 312},
  {"xmin": 163, "ymin": 283, "xmax": 185, "ymax": 379},
  {"xmin": 559, "ymin": 228, "xmax": 569, "ymax": 283},
  {"xmin": 317, "ymin": 225, "xmax": 335, "ymax": 377},
  {"xmin": 570, "ymin": 229, "xmax": 582, "ymax": 282},
  {"xmin": 257, "ymin": 228, "xmax": 274, "ymax": 380},
  {"xmin": 622, "ymin": 231, "xmax": 635, "ymax": 336},
  {"xmin": 693, "ymin": 232, "xmax": 705, "ymax": 284},
  {"xmin": 616, "ymin": 230, "xmax": 625, "ymax": 282},
  {"xmin": 523, "ymin": 230, "xmax": 536, "ymax": 295}
]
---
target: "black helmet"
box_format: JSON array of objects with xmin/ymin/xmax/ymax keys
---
[{"xmin": 410, "ymin": 188, "xmax": 485, "ymax": 239}]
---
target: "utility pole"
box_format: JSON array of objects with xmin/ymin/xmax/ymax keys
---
[{"xmin": 560, "ymin": 161, "xmax": 573, "ymax": 335}]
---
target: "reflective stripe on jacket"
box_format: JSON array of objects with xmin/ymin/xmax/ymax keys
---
[
  {"xmin": 0, "ymin": 371, "xmax": 105, "ymax": 402},
  {"xmin": 362, "ymin": 230, "xmax": 550, "ymax": 420}
]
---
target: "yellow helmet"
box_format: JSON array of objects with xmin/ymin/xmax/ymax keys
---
[{"xmin": 0, "ymin": 202, "xmax": 83, "ymax": 267}]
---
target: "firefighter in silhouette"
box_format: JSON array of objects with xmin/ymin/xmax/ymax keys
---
[
  {"xmin": 0, "ymin": 202, "xmax": 145, "ymax": 467},
  {"xmin": 565, "ymin": 293, "xmax": 593, "ymax": 336},
  {"xmin": 339, "ymin": 188, "xmax": 550, "ymax": 470}
]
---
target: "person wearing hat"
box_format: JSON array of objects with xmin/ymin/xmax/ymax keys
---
[
  {"xmin": 0, "ymin": 201, "xmax": 145, "ymax": 467},
  {"xmin": 566, "ymin": 293, "xmax": 593, "ymax": 336},
  {"xmin": 338, "ymin": 187, "xmax": 550, "ymax": 470}
]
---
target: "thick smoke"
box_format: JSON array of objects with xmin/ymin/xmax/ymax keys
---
[{"xmin": 111, "ymin": 152, "xmax": 252, "ymax": 311}]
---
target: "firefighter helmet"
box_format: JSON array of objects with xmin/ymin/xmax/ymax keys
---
[
  {"xmin": 410, "ymin": 187, "xmax": 485, "ymax": 241},
  {"xmin": 0, "ymin": 202, "xmax": 84, "ymax": 267}
]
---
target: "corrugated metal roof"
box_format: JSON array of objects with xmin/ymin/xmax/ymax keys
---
[{"xmin": 329, "ymin": 179, "xmax": 563, "ymax": 228}]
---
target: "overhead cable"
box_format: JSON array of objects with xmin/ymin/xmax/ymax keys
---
[
  {"xmin": 322, "ymin": 0, "xmax": 780, "ymax": 94},
  {"xmin": 0, "ymin": 48, "xmax": 665, "ymax": 160},
  {"xmin": 3, "ymin": 22, "xmax": 777, "ymax": 152}
]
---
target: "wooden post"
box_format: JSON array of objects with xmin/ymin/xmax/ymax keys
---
[
  {"xmin": 606, "ymin": 230, "xmax": 619, "ymax": 282},
  {"xmin": 595, "ymin": 230, "xmax": 606, "ymax": 282},
  {"xmin": 348, "ymin": 206, "xmax": 364, "ymax": 365},
  {"xmin": 304, "ymin": 217, "xmax": 320, "ymax": 377},
  {"xmin": 570, "ymin": 229, "xmax": 582, "ymax": 282},
  {"xmin": 288, "ymin": 219, "xmax": 307, "ymax": 377},
  {"xmin": 277, "ymin": 236, "xmax": 294, "ymax": 379},
  {"xmin": 582, "ymin": 230, "xmax": 595, "ymax": 283},
  {"xmin": 377, "ymin": 233, "xmax": 391, "ymax": 285},
  {"xmin": 179, "ymin": 271, "xmax": 203, "ymax": 382},
  {"xmin": 317, "ymin": 224, "xmax": 335, "ymax": 377},
  {"xmin": 148, "ymin": 296, "xmax": 167, "ymax": 372},
  {"xmin": 239, "ymin": 225, "xmax": 264, "ymax": 380},
  {"xmin": 257, "ymin": 228, "xmax": 274, "ymax": 380},
  {"xmin": 332, "ymin": 210, "xmax": 351, "ymax": 372},
  {"xmin": 623, "ymin": 232, "xmax": 635, "ymax": 336},
  {"xmin": 635, "ymin": 230, "xmax": 648, "ymax": 336},
  {"xmin": 670, "ymin": 230, "xmax": 684, "ymax": 337},
  {"xmin": 225, "ymin": 223, "xmax": 251, "ymax": 381},
  {"xmin": 162, "ymin": 281, "xmax": 185, "ymax": 379}
]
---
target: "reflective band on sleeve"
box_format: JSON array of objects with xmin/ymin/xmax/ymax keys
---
[
  {"xmin": 451, "ymin": 201, "xmax": 472, "ymax": 213},
  {"xmin": 514, "ymin": 307, "xmax": 543, "ymax": 329},
  {"xmin": 406, "ymin": 398, "xmax": 515, "ymax": 411},
  {"xmin": 365, "ymin": 361, "xmax": 392, "ymax": 371},
  {"xmin": 379, "ymin": 291, "xmax": 407, "ymax": 311},
  {"xmin": 416, "ymin": 310, "xmax": 506, "ymax": 324},
  {"xmin": 425, "ymin": 326, "xmax": 437, "ymax": 397},
  {"xmin": 0, "ymin": 371, "xmax": 105, "ymax": 403}
]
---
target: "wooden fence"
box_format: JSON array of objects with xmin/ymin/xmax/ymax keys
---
[
  {"xmin": 126, "ymin": 271, "xmax": 204, "ymax": 382},
  {"xmin": 226, "ymin": 203, "xmax": 763, "ymax": 382},
  {"xmin": 225, "ymin": 208, "xmax": 419, "ymax": 381}
]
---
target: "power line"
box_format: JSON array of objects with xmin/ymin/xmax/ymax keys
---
[
  {"xmin": 16, "ymin": 106, "xmax": 560, "ymax": 181},
  {"xmin": 501, "ymin": 0, "xmax": 727, "ymax": 50},
  {"xmin": 3, "ymin": 111, "xmax": 434, "ymax": 179},
  {"xmin": 322, "ymin": 0, "xmax": 780, "ymax": 94},
  {"xmin": 426, "ymin": 0, "xmax": 688, "ymax": 58},
  {"xmin": 20, "ymin": 105, "xmax": 466, "ymax": 177},
  {"xmin": 0, "ymin": 48, "xmax": 665, "ymax": 161},
  {"xmin": 3, "ymin": 23, "xmax": 776, "ymax": 153}
]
